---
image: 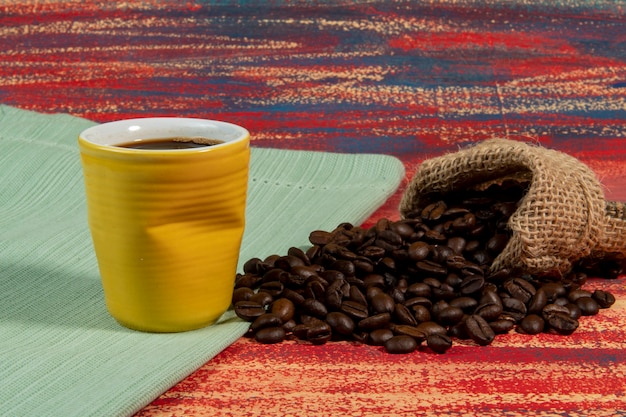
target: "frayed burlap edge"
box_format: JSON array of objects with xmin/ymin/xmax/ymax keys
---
[{"xmin": 400, "ymin": 138, "xmax": 626, "ymax": 277}]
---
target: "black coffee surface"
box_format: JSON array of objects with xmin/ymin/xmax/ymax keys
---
[{"xmin": 117, "ymin": 137, "xmax": 223, "ymax": 150}]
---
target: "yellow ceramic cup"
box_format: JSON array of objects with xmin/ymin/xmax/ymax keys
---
[{"xmin": 78, "ymin": 118, "xmax": 250, "ymax": 332}]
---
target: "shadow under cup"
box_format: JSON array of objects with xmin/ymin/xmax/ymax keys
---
[{"xmin": 78, "ymin": 118, "xmax": 250, "ymax": 332}]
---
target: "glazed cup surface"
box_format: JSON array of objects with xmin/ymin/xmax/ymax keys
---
[{"xmin": 79, "ymin": 118, "xmax": 250, "ymax": 332}]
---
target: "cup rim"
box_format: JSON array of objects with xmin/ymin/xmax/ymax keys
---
[{"xmin": 78, "ymin": 117, "xmax": 250, "ymax": 153}]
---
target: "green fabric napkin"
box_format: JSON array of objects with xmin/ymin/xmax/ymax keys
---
[{"xmin": 0, "ymin": 105, "xmax": 405, "ymax": 417}]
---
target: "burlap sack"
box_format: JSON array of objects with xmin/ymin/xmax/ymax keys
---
[{"xmin": 399, "ymin": 138, "xmax": 626, "ymax": 277}]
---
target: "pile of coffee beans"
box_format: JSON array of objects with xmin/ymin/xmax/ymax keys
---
[{"xmin": 233, "ymin": 180, "xmax": 617, "ymax": 354}]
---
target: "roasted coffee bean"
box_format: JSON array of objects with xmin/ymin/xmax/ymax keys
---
[
  {"xmin": 281, "ymin": 288, "xmax": 305, "ymax": 306},
  {"xmin": 282, "ymin": 319, "xmax": 297, "ymax": 333},
  {"xmin": 569, "ymin": 270, "xmax": 588, "ymax": 286},
  {"xmin": 427, "ymin": 334, "xmax": 453, "ymax": 354},
  {"xmin": 459, "ymin": 275, "xmax": 485, "ymax": 295},
  {"xmin": 394, "ymin": 303, "xmax": 418, "ymax": 326},
  {"xmin": 412, "ymin": 305, "xmax": 431, "ymax": 323},
  {"xmin": 504, "ymin": 277, "xmax": 536, "ymax": 303},
  {"xmin": 346, "ymin": 276, "xmax": 365, "ymax": 290},
  {"xmin": 309, "ymin": 230, "xmax": 333, "ymax": 245},
  {"xmin": 302, "ymin": 298, "xmax": 328, "ymax": 318},
  {"xmin": 305, "ymin": 280, "xmax": 326, "ymax": 300},
  {"xmin": 390, "ymin": 324, "xmax": 427, "ymax": 342},
  {"xmin": 405, "ymin": 296, "xmax": 433, "ymax": 310},
  {"xmin": 235, "ymin": 273, "xmax": 261, "ymax": 289},
  {"xmin": 486, "ymin": 268, "xmax": 510, "ymax": 284},
  {"xmin": 271, "ymin": 298, "xmax": 296, "ymax": 322},
  {"xmin": 349, "ymin": 286, "xmax": 368, "ymax": 307},
  {"xmin": 234, "ymin": 300, "xmax": 266, "ymax": 321},
  {"xmin": 436, "ymin": 306, "xmax": 464, "ymax": 325},
  {"xmin": 544, "ymin": 311, "xmax": 579, "ymax": 335},
  {"xmin": 366, "ymin": 286, "xmax": 384, "ymax": 301},
  {"xmin": 407, "ymin": 282, "xmax": 431, "ymax": 298},
  {"xmin": 325, "ymin": 311, "xmax": 355, "ymax": 336},
  {"xmin": 474, "ymin": 302, "xmax": 503, "ymax": 322},
  {"xmin": 289, "ymin": 265, "xmax": 318, "ymax": 282},
  {"xmin": 363, "ymin": 274, "xmax": 386, "ymax": 289},
  {"xmin": 471, "ymin": 250, "xmax": 492, "ymax": 266},
  {"xmin": 465, "ymin": 314, "xmax": 495, "ymax": 346},
  {"xmin": 489, "ymin": 318, "xmax": 516, "ymax": 334},
  {"xmin": 371, "ymin": 293, "xmax": 396, "ymax": 314},
  {"xmin": 255, "ymin": 326, "xmax": 286, "ymax": 344},
  {"xmin": 250, "ymin": 313, "xmax": 283, "ymax": 333},
  {"xmin": 360, "ymin": 245, "xmax": 386, "ymax": 259},
  {"xmin": 464, "ymin": 240, "xmax": 481, "ymax": 253},
  {"xmin": 259, "ymin": 281, "xmax": 284, "ymax": 297},
  {"xmin": 431, "ymin": 300, "xmax": 449, "ymax": 318},
  {"xmin": 448, "ymin": 321, "xmax": 469, "ymax": 339},
  {"xmin": 274, "ymin": 255, "xmax": 306, "ymax": 271},
  {"xmin": 554, "ymin": 297, "xmax": 569, "ymax": 307},
  {"xmin": 261, "ymin": 268, "xmax": 289, "ymax": 285},
  {"xmin": 407, "ymin": 241, "xmax": 430, "ymax": 261},
  {"xmin": 358, "ymin": 313, "xmax": 392, "ymax": 330},
  {"xmin": 541, "ymin": 282, "xmax": 567, "ymax": 302},
  {"xmin": 307, "ymin": 320, "xmax": 332, "ymax": 345},
  {"xmin": 442, "ymin": 206, "xmax": 470, "ymax": 219},
  {"xmin": 325, "ymin": 279, "xmax": 349, "ymax": 311},
  {"xmin": 502, "ymin": 297, "xmax": 527, "ymax": 322},
  {"xmin": 575, "ymin": 297, "xmax": 600, "ymax": 316},
  {"xmin": 243, "ymin": 257, "xmax": 264, "ymax": 274},
  {"xmin": 331, "ymin": 259, "xmax": 356, "ymax": 277},
  {"xmin": 375, "ymin": 229, "xmax": 403, "ymax": 251},
  {"xmin": 432, "ymin": 283, "xmax": 456, "ymax": 300},
  {"xmin": 431, "ymin": 245, "xmax": 455, "ymax": 264},
  {"xmin": 423, "ymin": 277, "xmax": 442, "ymax": 289},
  {"xmin": 421, "ymin": 201, "xmax": 447, "ymax": 221},
  {"xmin": 369, "ymin": 328, "xmax": 394, "ymax": 346},
  {"xmin": 446, "ymin": 255, "xmax": 470, "ymax": 272},
  {"xmin": 444, "ymin": 272, "xmax": 463, "ymax": 288},
  {"xmin": 447, "ymin": 237, "xmax": 467, "ymax": 255},
  {"xmin": 320, "ymin": 269, "xmax": 345, "ymax": 283},
  {"xmin": 232, "ymin": 287, "xmax": 254, "ymax": 304},
  {"xmin": 493, "ymin": 200, "xmax": 518, "ymax": 217},
  {"xmin": 592, "ymin": 290, "xmax": 616, "ymax": 308},
  {"xmin": 565, "ymin": 303, "xmax": 582, "ymax": 320},
  {"xmin": 451, "ymin": 212, "xmax": 477, "ymax": 232},
  {"xmin": 385, "ymin": 335, "xmax": 418, "ymax": 354},
  {"xmin": 353, "ymin": 257, "xmax": 375, "ymax": 274},
  {"xmin": 568, "ymin": 289, "xmax": 593, "ymax": 303},
  {"xmin": 484, "ymin": 234, "xmax": 508, "ymax": 254},
  {"xmin": 305, "ymin": 245, "xmax": 322, "ymax": 261},
  {"xmin": 340, "ymin": 300, "xmax": 369, "ymax": 320},
  {"xmin": 518, "ymin": 314, "xmax": 544, "ymax": 335},
  {"xmin": 249, "ymin": 291, "xmax": 273, "ymax": 307},
  {"xmin": 287, "ymin": 246, "xmax": 311, "ymax": 265},
  {"xmin": 527, "ymin": 288, "xmax": 548, "ymax": 315},
  {"xmin": 423, "ymin": 229, "xmax": 448, "ymax": 244},
  {"xmin": 416, "ymin": 260, "xmax": 447, "ymax": 277},
  {"xmin": 416, "ymin": 321, "xmax": 447, "ymax": 337},
  {"xmin": 542, "ymin": 303, "xmax": 570, "ymax": 319},
  {"xmin": 390, "ymin": 221, "xmax": 415, "ymax": 239},
  {"xmin": 292, "ymin": 323, "xmax": 310, "ymax": 340},
  {"xmin": 479, "ymin": 290, "xmax": 503, "ymax": 307},
  {"xmin": 449, "ymin": 296, "xmax": 478, "ymax": 312}
]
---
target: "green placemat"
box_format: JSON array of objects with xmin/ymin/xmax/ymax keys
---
[{"xmin": 0, "ymin": 105, "xmax": 405, "ymax": 417}]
